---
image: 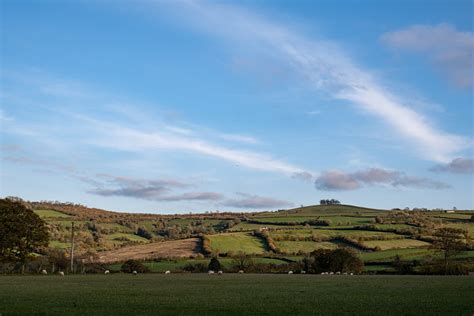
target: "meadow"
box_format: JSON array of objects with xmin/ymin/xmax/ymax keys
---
[{"xmin": 1, "ymin": 274, "xmax": 473, "ymax": 315}]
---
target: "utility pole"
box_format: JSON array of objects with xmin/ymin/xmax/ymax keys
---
[{"xmin": 70, "ymin": 222, "xmax": 75, "ymax": 273}]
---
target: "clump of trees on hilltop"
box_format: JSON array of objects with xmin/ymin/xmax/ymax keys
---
[{"xmin": 320, "ymin": 199, "xmax": 341, "ymax": 205}]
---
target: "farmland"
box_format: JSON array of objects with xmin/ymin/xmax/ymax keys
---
[
  {"xmin": 1, "ymin": 274, "xmax": 473, "ymax": 315},
  {"xmin": 25, "ymin": 202, "xmax": 474, "ymax": 274}
]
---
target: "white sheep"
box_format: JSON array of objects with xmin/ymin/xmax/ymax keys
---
[
  {"xmin": 218, "ymin": 271, "xmax": 223, "ymax": 276},
  {"xmin": 301, "ymin": 270, "xmax": 306, "ymax": 274},
  {"xmin": 208, "ymin": 270, "xmax": 214, "ymax": 275},
  {"xmin": 343, "ymin": 272, "xmax": 348, "ymax": 275},
  {"xmin": 350, "ymin": 273, "xmax": 354, "ymax": 276},
  {"xmin": 238, "ymin": 270, "xmax": 244, "ymax": 274},
  {"xmin": 165, "ymin": 270, "xmax": 171, "ymax": 274},
  {"xmin": 336, "ymin": 271, "xmax": 341, "ymax": 275},
  {"xmin": 320, "ymin": 272, "xmax": 325, "ymax": 275},
  {"xmin": 59, "ymin": 271, "xmax": 64, "ymax": 277},
  {"xmin": 133, "ymin": 270, "xmax": 138, "ymax": 275},
  {"xmin": 104, "ymin": 270, "xmax": 110, "ymax": 274},
  {"xmin": 288, "ymin": 271, "xmax": 293, "ymax": 274},
  {"xmin": 41, "ymin": 269, "xmax": 47, "ymax": 275},
  {"xmin": 329, "ymin": 272, "xmax": 334, "ymax": 275}
]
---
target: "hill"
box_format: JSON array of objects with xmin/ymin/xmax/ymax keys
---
[{"xmin": 23, "ymin": 200, "xmax": 474, "ymax": 273}]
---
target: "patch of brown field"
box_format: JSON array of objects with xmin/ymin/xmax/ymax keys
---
[{"xmin": 96, "ymin": 238, "xmax": 201, "ymax": 263}]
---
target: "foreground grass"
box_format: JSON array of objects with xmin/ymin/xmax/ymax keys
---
[{"xmin": 1, "ymin": 275, "xmax": 473, "ymax": 315}]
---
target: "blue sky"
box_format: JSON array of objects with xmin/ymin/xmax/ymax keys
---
[{"xmin": 1, "ymin": 0, "xmax": 473, "ymax": 213}]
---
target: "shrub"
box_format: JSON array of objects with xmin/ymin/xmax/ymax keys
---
[
  {"xmin": 120, "ymin": 260, "xmax": 150, "ymax": 273},
  {"xmin": 305, "ymin": 248, "xmax": 363, "ymax": 274},
  {"xmin": 208, "ymin": 257, "xmax": 221, "ymax": 271},
  {"xmin": 183, "ymin": 263, "xmax": 208, "ymax": 273}
]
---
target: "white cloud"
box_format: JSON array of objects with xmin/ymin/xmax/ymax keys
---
[
  {"xmin": 153, "ymin": 2, "xmax": 469, "ymax": 163},
  {"xmin": 381, "ymin": 23, "xmax": 474, "ymax": 88}
]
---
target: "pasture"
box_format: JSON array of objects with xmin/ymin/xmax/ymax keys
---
[
  {"xmin": 207, "ymin": 232, "xmax": 267, "ymax": 254},
  {"xmin": 1, "ymin": 274, "xmax": 473, "ymax": 315}
]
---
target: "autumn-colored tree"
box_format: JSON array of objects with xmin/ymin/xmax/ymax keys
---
[
  {"xmin": 431, "ymin": 227, "xmax": 468, "ymax": 273},
  {"xmin": 0, "ymin": 199, "xmax": 49, "ymax": 271}
]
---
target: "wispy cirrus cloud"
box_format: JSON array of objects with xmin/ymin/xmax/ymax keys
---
[
  {"xmin": 151, "ymin": 2, "xmax": 469, "ymax": 163},
  {"xmin": 381, "ymin": 23, "xmax": 474, "ymax": 89},
  {"xmin": 315, "ymin": 168, "xmax": 450, "ymax": 191},
  {"xmin": 430, "ymin": 157, "xmax": 474, "ymax": 174},
  {"xmin": 2, "ymin": 70, "xmax": 313, "ymax": 179}
]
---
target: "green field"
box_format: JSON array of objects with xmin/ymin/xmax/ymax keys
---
[
  {"xmin": 362, "ymin": 239, "xmax": 431, "ymax": 250},
  {"xmin": 34, "ymin": 209, "xmax": 71, "ymax": 218},
  {"xmin": 207, "ymin": 232, "xmax": 267, "ymax": 254},
  {"xmin": 276, "ymin": 241, "xmax": 338, "ymax": 253},
  {"xmin": 1, "ymin": 275, "xmax": 473, "ymax": 315}
]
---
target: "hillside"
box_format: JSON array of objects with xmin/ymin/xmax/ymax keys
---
[{"xmin": 29, "ymin": 201, "xmax": 474, "ymax": 273}]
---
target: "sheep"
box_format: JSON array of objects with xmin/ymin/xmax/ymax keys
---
[
  {"xmin": 133, "ymin": 270, "xmax": 138, "ymax": 275},
  {"xmin": 41, "ymin": 269, "xmax": 47, "ymax": 275},
  {"xmin": 343, "ymin": 272, "xmax": 348, "ymax": 275},
  {"xmin": 301, "ymin": 270, "xmax": 306, "ymax": 274},
  {"xmin": 59, "ymin": 271, "xmax": 65, "ymax": 277},
  {"xmin": 208, "ymin": 270, "xmax": 215, "ymax": 275},
  {"xmin": 336, "ymin": 271, "xmax": 341, "ymax": 275},
  {"xmin": 238, "ymin": 270, "xmax": 244, "ymax": 274},
  {"xmin": 350, "ymin": 273, "xmax": 354, "ymax": 276},
  {"xmin": 288, "ymin": 271, "xmax": 293, "ymax": 274},
  {"xmin": 104, "ymin": 270, "xmax": 110, "ymax": 274},
  {"xmin": 329, "ymin": 272, "xmax": 334, "ymax": 275},
  {"xmin": 218, "ymin": 271, "xmax": 223, "ymax": 276},
  {"xmin": 320, "ymin": 272, "xmax": 325, "ymax": 275},
  {"xmin": 165, "ymin": 270, "xmax": 171, "ymax": 274}
]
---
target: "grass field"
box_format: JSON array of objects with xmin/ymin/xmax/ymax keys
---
[
  {"xmin": 207, "ymin": 233, "xmax": 267, "ymax": 254},
  {"xmin": 275, "ymin": 241, "xmax": 338, "ymax": 253},
  {"xmin": 362, "ymin": 239, "xmax": 431, "ymax": 250},
  {"xmin": 1, "ymin": 274, "xmax": 473, "ymax": 315},
  {"xmin": 34, "ymin": 209, "xmax": 71, "ymax": 218}
]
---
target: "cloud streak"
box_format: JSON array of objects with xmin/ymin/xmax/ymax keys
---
[
  {"xmin": 156, "ymin": 2, "xmax": 468, "ymax": 163},
  {"xmin": 223, "ymin": 193, "xmax": 293, "ymax": 209},
  {"xmin": 381, "ymin": 23, "xmax": 474, "ymax": 89},
  {"xmin": 315, "ymin": 168, "xmax": 450, "ymax": 191},
  {"xmin": 430, "ymin": 157, "xmax": 474, "ymax": 174}
]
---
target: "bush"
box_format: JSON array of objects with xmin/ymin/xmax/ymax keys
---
[
  {"xmin": 304, "ymin": 248, "xmax": 363, "ymax": 274},
  {"xmin": 183, "ymin": 263, "xmax": 208, "ymax": 273},
  {"xmin": 208, "ymin": 257, "xmax": 221, "ymax": 271},
  {"xmin": 120, "ymin": 260, "xmax": 150, "ymax": 273}
]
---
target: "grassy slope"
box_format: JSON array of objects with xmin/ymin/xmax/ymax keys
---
[
  {"xmin": 1, "ymin": 275, "xmax": 473, "ymax": 315},
  {"xmin": 208, "ymin": 233, "xmax": 267, "ymax": 254},
  {"xmin": 34, "ymin": 209, "xmax": 72, "ymax": 218}
]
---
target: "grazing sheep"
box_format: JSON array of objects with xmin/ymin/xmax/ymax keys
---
[
  {"xmin": 336, "ymin": 272, "xmax": 341, "ymax": 275},
  {"xmin": 104, "ymin": 270, "xmax": 110, "ymax": 274},
  {"xmin": 41, "ymin": 269, "xmax": 47, "ymax": 275},
  {"xmin": 165, "ymin": 270, "xmax": 171, "ymax": 274},
  {"xmin": 329, "ymin": 272, "xmax": 334, "ymax": 275},
  {"xmin": 238, "ymin": 270, "xmax": 244, "ymax": 274},
  {"xmin": 218, "ymin": 271, "xmax": 223, "ymax": 276},
  {"xmin": 59, "ymin": 271, "xmax": 65, "ymax": 277},
  {"xmin": 208, "ymin": 270, "xmax": 215, "ymax": 275},
  {"xmin": 320, "ymin": 272, "xmax": 325, "ymax": 275},
  {"xmin": 350, "ymin": 273, "xmax": 354, "ymax": 276},
  {"xmin": 288, "ymin": 271, "xmax": 293, "ymax": 274},
  {"xmin": 133, "ymin": 270, "xmax": 138, "ymax": 275},
  {"xmin": 343, "ymin": 272, "xmax": 348, "ymax": 275},
  {"xmin": 301, "ymin": 270, "xmax": 306, "ymax": 274}
]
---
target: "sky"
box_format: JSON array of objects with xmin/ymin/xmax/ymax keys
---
[{"xmin": 1, "ymin": 0, "xmax": 473, "ymax": 213}]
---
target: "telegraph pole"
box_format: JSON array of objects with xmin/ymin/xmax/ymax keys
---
[{"xmin": 70, "ymin": 222, "xmax": 75, "ymax": 273}]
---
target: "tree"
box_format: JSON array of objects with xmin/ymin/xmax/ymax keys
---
[
  {"xmin": 0, "ymin": 199, "xmax": 49, "ymax": 271},
  {"xmin": 431, "ymin": 227, "xmax": 468, "ymax": 274},
  {"xmin": 232, "ymin": 251, "xmax": 253, "ymax": 270},
  {"xmin": 120, "ymin": 259, "xmax": 150, "ymax": 273},
  {"xmin": 305, "ymin": 248, "xmax": 363, "ymax": 274},
  {"xmin": 208, "ymin": 257, "xmax": 221, "ymax": 271}
]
